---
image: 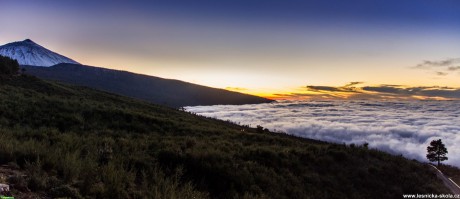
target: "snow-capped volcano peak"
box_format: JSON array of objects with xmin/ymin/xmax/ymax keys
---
[{"xmin": 0, "ymin": 39, "xmax": 80, "ymax": 67}]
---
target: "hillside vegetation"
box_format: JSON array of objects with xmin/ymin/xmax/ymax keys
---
[
  {"xmin": 0, "ymin": 55, "xmax": 19, "ymax": 76},
  {"xmin": 0, "ymin": 61, "xmax": 450, "ymax": 198}
]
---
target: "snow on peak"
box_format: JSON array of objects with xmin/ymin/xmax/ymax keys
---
[{"xmin": 0, "ymin": 39, "xmax": 80, "ymax": 67}]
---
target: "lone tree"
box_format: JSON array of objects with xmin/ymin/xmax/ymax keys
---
[{"xmin": 426, "ymin": 139, "xmax": 448, "ymax": 167}]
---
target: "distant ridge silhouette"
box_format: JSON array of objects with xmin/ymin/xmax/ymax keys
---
[{"xmin": 23, "ymin": 64, "xmax": 273, "ymax": 107}]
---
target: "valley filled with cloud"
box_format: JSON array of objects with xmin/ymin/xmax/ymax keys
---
[{"xmin": 187, "ymin": 100, "xmax": 460, "ymax": 166}]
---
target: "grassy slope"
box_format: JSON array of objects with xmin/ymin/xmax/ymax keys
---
[{"xmin": 0, "ymin": 76, "xmax": 450, "ymax": 199}]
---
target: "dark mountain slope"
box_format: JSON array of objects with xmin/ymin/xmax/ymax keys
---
[
  {"xmin": 0, "ymin": 74, "xmax": 450, "ymax": 198},
  {"xmin": 22, "ymin": 64, "xmax": 273, "ymax": 107}
]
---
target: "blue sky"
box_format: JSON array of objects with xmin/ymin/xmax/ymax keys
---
[{"xmin": 1, "ymin": 0, "xmax": 460, "ymax": 98}]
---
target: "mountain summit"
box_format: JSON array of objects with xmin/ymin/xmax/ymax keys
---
[{"xmin": 0, "ymin": 39, "xmax": 80, "ymax": 67}]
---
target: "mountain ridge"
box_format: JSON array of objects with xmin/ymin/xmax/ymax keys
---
[{"xmin": 23, "ymin": 63, "xmax": 273, "ymax": 107}]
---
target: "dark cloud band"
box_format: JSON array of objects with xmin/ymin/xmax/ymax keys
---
[{"xmin": 282, "ymin": 82, "xmax": 460, "ymax": 100}]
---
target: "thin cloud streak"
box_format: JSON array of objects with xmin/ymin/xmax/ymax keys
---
[
  {"xmin": 447, "ymin": 66, "xmax": 460, "ymax": 71},
  {"xmin": 436, "ymin": 71, "xmax": 448, "ymax": 76},
  {"xmin": 362, "ymin": 86, "xmax": 460, "ymax": 98},
  {"xmin": 412, "ymin": 58, "xmax": 460, "ymax": 77},
  {"xmin": 413, "ymin": 58, "xmax": 460, "ymax": 69}
]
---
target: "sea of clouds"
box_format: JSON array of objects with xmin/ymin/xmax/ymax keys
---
[{"xmin": 186, "ymin": 100, "xmax": 460, "ymax": 167}]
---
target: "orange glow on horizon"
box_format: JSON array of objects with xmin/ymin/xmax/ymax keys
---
[{"xmin": 226, "ymin": 85, "xmax": 460, "ymax": 101}]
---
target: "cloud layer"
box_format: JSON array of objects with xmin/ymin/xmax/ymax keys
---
[{"xmin": 187, "ymin": 100, "xmax": 460, "ymax": 167}]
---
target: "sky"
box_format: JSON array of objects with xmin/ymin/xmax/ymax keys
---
[{"xmin": 1, "ymin": 0, "xmax": 460, "ymax": 99}]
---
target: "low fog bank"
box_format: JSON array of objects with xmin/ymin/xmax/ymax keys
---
[{"xmin": 187, "ymin": 100, "xmax": 460, "ymax": 167}]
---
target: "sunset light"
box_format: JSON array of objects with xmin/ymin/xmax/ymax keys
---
[
  {"xmin": 1, "ymin": 1, "xmax": 460, "ymax": 198},
  {"xmin": 1, "ymin": 0, "xmax": 460, "ymax": 100}
]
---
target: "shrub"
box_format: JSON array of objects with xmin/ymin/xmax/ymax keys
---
[
  {"xmin": 0, "ymin": 55, "xmax": 19, "ymax": 76},
  {"xmin": 49, "ymin": 184, "xmax": 83, "ymax": 199}
]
